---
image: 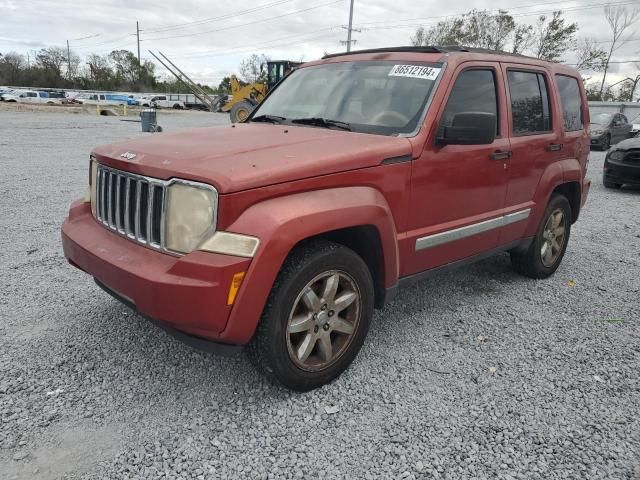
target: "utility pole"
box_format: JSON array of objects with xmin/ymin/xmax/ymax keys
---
[
  {"xmin": 347, "ymin": 0, "xmax": 354, "ymax": 52},
  {"xmin": 67, "ymin": 40, "xmax": 72, "ymax": 80},
  {"xmin": 340, "ymin": 0, "xmax": 360, "ymax": 52},
  {"xmin": 136, "ymin": 21, "xmax": 141, "ymax": 81}
]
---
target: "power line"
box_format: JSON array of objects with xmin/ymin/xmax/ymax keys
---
[
  {"xmin": 141, "ymin": 0, "xmax": 344, "ymax": 42},
  {"xmin": 140, "ymin": 0, "xmax": 296, "ymax": 33},
  {"xmin": 354, "ymin": 0, "xmax": 636, "ymax": 30},
  {"xmin": 162, "ymin": 28, "xmax": 341, "ymax": 59}
]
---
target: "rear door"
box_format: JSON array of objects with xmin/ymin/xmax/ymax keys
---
[
  {"xmin": 406, "ymin": 62, "xmax": 509, "ymax": 276},
  {"xmin": 499, "ymin": 65, "xmax": 562, "ymax": 245}
]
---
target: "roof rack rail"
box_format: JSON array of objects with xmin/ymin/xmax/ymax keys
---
[
  {"xmin": 322, "ymin": 46, "xmax": 444, "ymax": 59},
  {"xmin": 321, "ymin": 45, "xmax": 535, "ymax": 59}
]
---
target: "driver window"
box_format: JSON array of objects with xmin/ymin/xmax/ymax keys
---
[{"xmin": 440, "ymin": 69, "xmax": 499, "ymax": 136}]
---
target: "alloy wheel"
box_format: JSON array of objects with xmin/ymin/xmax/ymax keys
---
[
  {"xmin": 541, "ymin": 208, "xmax": 566, "ymax": 268},
  {"xmin": 286, "ymin": 270, "xmax": 361, "ymax": 372}
]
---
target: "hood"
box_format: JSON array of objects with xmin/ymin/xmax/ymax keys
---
[
  {"xmin": 610, "ymin": 136, "xmax": 640, "ymax": 151},
  {"xmin": 92, "ymin": 123, "xmax": 413, "ymax": 193},
  {"xmin": 589, "ymin": 122, "xmax": 607, "ymax": 129}
]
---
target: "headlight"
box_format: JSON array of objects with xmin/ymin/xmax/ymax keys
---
[
  {"xmin": 608, "ymin": 150, "xmax": 625, "ymax": 162},
  {"xmin": 198, "ymin": 232, "xmax": 260, "ymax": 258},
  {"xmin": 592, "ymin": 130, "xmax": 603, "ymax": 136},
  {"xmin": 165, "ymin": 182, "xmax": 217, "ymax": 253}
]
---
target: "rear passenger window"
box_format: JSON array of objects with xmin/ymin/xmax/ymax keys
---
[
  {"xmin": 507, "ymin": 71, "xmax": 552, "ymax": 135},
  {"xmin": 555, "ymin": 75, "xmax": 583, "ymax": 131},
  {"xmin": 441, "ymin": 69, "xmax": 499, "ymax": 136}
]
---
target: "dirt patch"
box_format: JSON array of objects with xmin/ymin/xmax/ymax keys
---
[{"xmin": 0, "ymin": 420, "xmax": 122, "ymax": 480}]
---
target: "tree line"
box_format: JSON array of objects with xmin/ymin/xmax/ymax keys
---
[
  {"xmin": 0, "ymin": 46, "xmax": 228, "ymax": 95},
  {"xmin": 410, "ymin": 5, "xmax": 640, "ymax": 101}
]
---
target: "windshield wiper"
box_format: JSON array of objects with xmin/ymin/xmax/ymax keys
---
[
  {"xmin": 251, "ymin": 114, "xmax": 286, "ymax": 124},
  {"xmin": 291, "ymin": 117, "xmax": 352, "ymax": 131}
]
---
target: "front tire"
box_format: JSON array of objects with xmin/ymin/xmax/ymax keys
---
[
  {"xmin": 248, "ymin": 240, "xmax": 374, "ymax": 391},
  {"xmin": 511, "ymin": 194, "xmax": 572, "ymax": 279},
  {"xmin": 601, "ymin": 134, "xmax": 611, "ymax": 150},
  {"xmin": 603, "ymin": 178, "xmax": 622, "ymax": 189}
]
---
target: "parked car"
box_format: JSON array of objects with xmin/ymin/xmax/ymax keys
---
[
  {"xmin": 0, "ymin": 87, "xmax": 14, "ymax": 100},
  {"xmin": 137, "ymin": 95, "xmax": 185, "ymax": 109},
  {"xmin": 602, "ymin": 136, "xmax": 640, "ymax": 188},
  {"xmin": 628, "ymin": 114, "xmax": 640, "ymax": 138},
  {"xmin": 62, "ymin": 46, "xmax": 591, "ymax": 391},
  {"xmin": 590, "ymin": 112, "xmax": 632, "ymax": 149},
  {"xmin": 74, "ymin": 93, "xmax": 134, "ymax": 106},
  {"xmin": 2, "ymin": 90, "xmax": 62, "ymax": 104}
]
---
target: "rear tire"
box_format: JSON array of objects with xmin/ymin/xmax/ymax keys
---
[
  {"xmin": 511, "ymin": 194, "xmax": 572, "ymax": 279},
  {"xmin": 230, "ymin": 100, "xmax": 254, "ymax": 123},
  {"xmin": 248, "ymin": 240, "xmax": 374, "ymax": 391}
]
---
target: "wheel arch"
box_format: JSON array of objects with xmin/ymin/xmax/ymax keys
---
[
  {"xmin": 552, "ymin": 181, "xmax": 581, "ymax": 223},
  {"xmin": 218, "ymin": 186, "xmax": 399, "ymax": 344},
  {"xmin": 294, "ymin": 225, "xmax": 387, "ymax": 309}
]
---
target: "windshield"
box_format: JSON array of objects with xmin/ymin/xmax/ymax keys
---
[
  {"xmin": 592, "ymin": 113, "xmax": 613, "ymax": 125},
  {"xmin": 251, "ymin": 61, "xmax": 442, "ymax": 136}
]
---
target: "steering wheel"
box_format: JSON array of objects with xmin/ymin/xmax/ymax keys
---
[{"xmin": 371, "ymin": 110, "xmax": 410, "ymax": 126}]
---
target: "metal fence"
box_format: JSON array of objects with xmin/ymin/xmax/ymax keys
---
[{"xmin": 589, "ymin": 101, "xmax": 640, "ymax": 122}]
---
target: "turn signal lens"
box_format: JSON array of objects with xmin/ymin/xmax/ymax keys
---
[
  {"xmin": 198, "ymin": 232, "xmax": 260, "ymax": 258},
  {"xmin": 227, "ymin": 272, "xmax": 246, "ymax": 305}
]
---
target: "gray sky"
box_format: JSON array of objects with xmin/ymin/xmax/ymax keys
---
[{"xmin": 1, "ymin": 0, "xmax": 639, "ymax": 87}]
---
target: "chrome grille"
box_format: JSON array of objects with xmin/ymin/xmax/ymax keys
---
[{"xmin": 95, "ymin": 164, "xmax": 166, "ymax": 250}]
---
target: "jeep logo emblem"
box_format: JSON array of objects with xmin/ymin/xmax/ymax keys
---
[{"xmin": 120, "ymin": 152, "xmax": 136, "ymax": 160}]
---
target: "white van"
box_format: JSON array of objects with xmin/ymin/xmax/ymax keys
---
[
  {"xmin": 136, "ymin": 95, "xmax": 185, "ymax": 109},
  {"xmin": 2, "ymin": 90, "xmax": 62, "ymax": 104}
]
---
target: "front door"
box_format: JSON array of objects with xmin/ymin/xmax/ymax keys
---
[{"xmin": 405, "ymin": 63, "xmax": 509, "ymax": 277}]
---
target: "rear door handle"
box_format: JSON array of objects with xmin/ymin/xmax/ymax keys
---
[
  {"xmin": 491, "ymin": 150, "xmax": 512, "ymax": 161},
  {"xmin": 546, "ymin": 143, "xmax": 563, "ymax": 151}
]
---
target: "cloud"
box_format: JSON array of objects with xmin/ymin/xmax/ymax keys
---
[{"xmin": 1, "ymin": 0, "xmax": 638, "ymax": 85}]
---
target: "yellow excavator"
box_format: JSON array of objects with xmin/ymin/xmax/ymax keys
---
[{"xmin": 222, "ymin": 60, "xmax": 301, "ymax": 123}]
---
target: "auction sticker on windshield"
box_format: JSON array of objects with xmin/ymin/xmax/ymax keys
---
[{"xmin": 388, "ymin": 65, "xmax": 440, "ymax": 80}]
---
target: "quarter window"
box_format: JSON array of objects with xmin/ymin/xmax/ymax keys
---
[
  {"xmin": 555, "ymin": 75, "xmax": 583, "ymax": 131},
  {"xmin": 508, "ymin": 71, "xmax": 552, "ymax": 135},
  {"xmin": 441, "ymin": 69, "xmax": 499, "ymax": 136}
]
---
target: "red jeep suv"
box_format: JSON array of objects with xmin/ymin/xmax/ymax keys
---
[{"xmin": 62, "ymin": 47, "xmax": 591, "ymax": 391}]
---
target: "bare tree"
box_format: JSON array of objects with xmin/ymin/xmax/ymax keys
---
[
  {"xmin": 600, "ymin": 5, "xmax": 640, "ymax": 97},
  {"xmin": 238, "ymin": 53, "xmax": 270, "ymax": 83},
  {"xmin": 532, "ymin": 11, "xmax": 578, "ymax": 61},
  {"xmin": 35, "ymin": 47, "xmax": 67, "ymax": 76},
  {"xmin": 512, "ymin": 24, "xmax": 534, "ymax": 54},
  {"xmin": 410, "ymin": 18, "xmax": 465, "ymax": 46},
  {"xmin": 0, "ymin": 52, "xmax": 26, "ymax": 83},
  {"xmin": 574, "ymin": 37, "xmax": 608, "ymax": 73}
]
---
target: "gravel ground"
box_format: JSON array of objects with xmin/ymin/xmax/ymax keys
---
[{"xmin": 1, "ymin": 109, "xmax": 639, "ymax": 480}]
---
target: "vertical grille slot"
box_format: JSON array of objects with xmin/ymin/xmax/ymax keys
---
[
  {"xmin": 151, "ymin": 185, "xmax": 164, "ymax": 246},
  {"xmin": 138, "ymin": 181, "xmax": 149, "ymax": 242},
  {"xmin": 92, "ymin": 163, "xmax": 217, "ymax": 255}
]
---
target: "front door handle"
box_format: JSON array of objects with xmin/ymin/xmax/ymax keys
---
[
  {"xmin": 491, "ymin": 150, "xmax": 512, "ymax": 161},
  {"xmin": 546, "ymin": 143, "xmax": 563, "ymax": 151}
]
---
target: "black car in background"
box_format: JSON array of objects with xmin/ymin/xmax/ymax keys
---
[
  {"xmin": 603, "ymin": 136, "xmax": 640, "ymax": 188},
  {"xmin": 590, "ymin": 112, "xmax": 633, "ymax": 149}
]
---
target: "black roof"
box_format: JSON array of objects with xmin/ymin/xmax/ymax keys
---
[{"xmin": 322, "ymin": 45, "xmax": 529, "ymax": 59}]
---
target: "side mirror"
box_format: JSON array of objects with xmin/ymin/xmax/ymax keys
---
[{"xmin": 437, "ymin": 112, "xmax": 496, "ymax": 145}]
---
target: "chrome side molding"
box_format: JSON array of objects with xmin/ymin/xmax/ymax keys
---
[{"xmin": 416, "ymin": 209, "xmax": 531, "ymax": 251}]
